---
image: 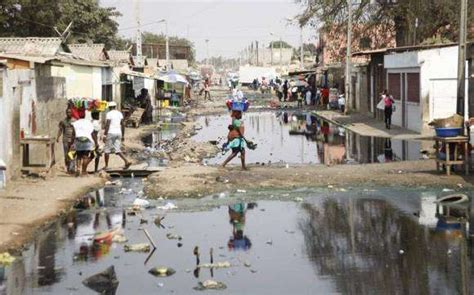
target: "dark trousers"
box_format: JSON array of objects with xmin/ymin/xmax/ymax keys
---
[{"xmin": 384, "ymin": 106, "xmax": 392, "ymax": 128}]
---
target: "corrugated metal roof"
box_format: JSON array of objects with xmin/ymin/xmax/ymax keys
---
[
  {"xmin": 158, "ymin": 59, "xmax": 188, "ymax": 71},
  {"xmin": 0, "ymin": 37, "xmax": 63, "ymax": 56},
  {"xmin": 108, "ymin": 50, "xmax": 131, "ymax": 63},
  {"xmin": 0, "ymin": 53, "xmax": 54, "ymax": 64},
  {"xmin": 69, "ymin": 43, "xmax": 106, "ymax": 61}
]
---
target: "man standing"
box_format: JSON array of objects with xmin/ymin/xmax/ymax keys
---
[
  {"xmin": 72, "ymin": 112, "xmax": 96, "ymax": 176},
  {"xmin": 56, "ymin": 108, "xmax": 75, "ymax": 173},
  {"xmin": 103, "ymin": 102, "xmax": 131, "ymax": 170},
  {"xmin": 283, "ymin": 80, "xmax": 288, "ymax": 101},
  {"xmin": 204, "ymin": 79, "xmax": 211, "ymax": 100}
]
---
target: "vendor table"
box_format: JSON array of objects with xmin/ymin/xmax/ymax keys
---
[
  {"xmin": 20, "ymin": 137, "xmax": 56, "ymax": 174},
  {"xmin": 434, "ymin": 136, "xmax": 469, "ymax": 176}
]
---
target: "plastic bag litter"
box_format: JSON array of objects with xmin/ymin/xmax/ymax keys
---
[
  {"xmin": 194, "ymin": 280, "xmax": 227, "ymax": 291},
  {"xmin": 133, "ymin": 198, "xmax": 150, "ymax": 208},
  {"xmin": 124, "ymin": 243, "xmax": 151, "ymax": 252},
  {"xmin": 157, "ymin": 202, "xmax": 177, "ymax": 210}
]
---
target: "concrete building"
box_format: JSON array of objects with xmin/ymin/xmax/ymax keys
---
[{"xmin": 384, "ymin": 44, "xmax": 460, "ymax": 133}]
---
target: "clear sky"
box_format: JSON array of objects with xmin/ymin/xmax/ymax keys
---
[{"xmin": 100, "ymin": 0, "xmax": 316, "ymax": 60}]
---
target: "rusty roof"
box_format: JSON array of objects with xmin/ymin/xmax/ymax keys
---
[
  {"xmin": 0, "ymin": 37, "xmax": 64, "ymax": 56},
  {"xmin": 352, "ymin": 42, "xmax": 458, "ymax": 57},
  {"xmin": 69, "ymin": 43, "xmax": 106, "ymax": 61}
]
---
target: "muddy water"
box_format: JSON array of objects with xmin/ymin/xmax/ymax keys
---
[
  {"xmin": 2, "ymin": 179, "xmax": 473, "ymax": 294},
  {"xmin": 193, "ymin": 111, "xmax": 425, "ymax": 166}
]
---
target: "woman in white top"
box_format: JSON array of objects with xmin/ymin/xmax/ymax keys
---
[{"xmin": 72, "ymin": 112, "xmax": 97, "ymax": 176}]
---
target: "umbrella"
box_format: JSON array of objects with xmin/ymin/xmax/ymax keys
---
[{"xmin": 157, "ymin": 70, "xmax": 188, "ymax": 84}]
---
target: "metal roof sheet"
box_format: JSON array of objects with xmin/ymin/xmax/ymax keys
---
[
  {"xmin": 69, "ymin": 43, "xmax": 106, "ymax": 61},
  {"xmin": 0, "ymin": 37, "xmax": 63, "ymax": 56}
]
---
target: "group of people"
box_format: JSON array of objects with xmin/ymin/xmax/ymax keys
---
[{"xmin": 57, "ymin": 102, "xmax": 131, "ymax": 177}]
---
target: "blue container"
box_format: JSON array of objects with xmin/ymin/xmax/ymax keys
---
[
  {"xmin": 231, "ymin": 101, "xmax": 245, "ymax": 112},
  {"xmin": 435, "ymin": 127, "xmax": 462, "ymax": 137}
]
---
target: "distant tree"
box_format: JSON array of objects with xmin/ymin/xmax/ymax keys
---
[
  {"xmin": 0, "ymin": 0, "xmax": 122, "ymax": 48},
  {"xmin": 268, "ymin": 40, "xmax": 293, "ymax": 49},
  {"xmin": 295, "ymin": 0, "xmax": 474, "ymax": 46}
]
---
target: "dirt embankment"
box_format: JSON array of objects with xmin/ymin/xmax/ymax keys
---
[{"xmin": 145, "ymin": 160, "xmax": 474, "ymax": 199}]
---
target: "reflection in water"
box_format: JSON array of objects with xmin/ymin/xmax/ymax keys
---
[
  {"xmin": 194, "ymin": 112, "xmax": 425, "ymax": 165},
  {"xmin": 227, "ymin": 203, "xmax": 253, "ymax": 251},
  {"xmin": 300, "ymin": 197, "xmax": 474, "ymax": 294}
]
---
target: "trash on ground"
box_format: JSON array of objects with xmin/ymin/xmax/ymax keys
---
[
  {"xmin": 82, "ymin": 265, "xmax": 119, "ymax": 294},
  {"xmin": 157, "ymin": 202, "xmax": 177, "ymax": 210},
  {"xmin": 166, "ymin": 233, "xmax": 182, "ymax": 240},
  {"xmin": 198, "ymin": 261, "xmax": 231, "ymax": 268},
  {"xmin": 124, "ymin": 243, "xmax": 151, "ymax": 252},
  {"xmin": 237, "ymin": 189, "xmax": 246, "ymax": 193},
  {"xmin": 133, "ymin": 198, "xmax": 151, "ymax": 208},
  {"xmin": 105, "ymin": 180, "xmax": 122, "ymax": 186},
  {"xmin": 94, "ymin": 226, "xmax": 121, "ymax": 244},
  {"xmin": 194, "ymin": 280, "xmax": 227, "ymax": 291},
  {"xmin": 148, "ymin": 266, "xmax": 176, "ymax": 277},
  {"xmin": 0, "ymin": 252, "xmax": 15, "ymax": 265},
  {"xmin": 112, "ymin": 234, "xmax": 128, "ymax": 243}
]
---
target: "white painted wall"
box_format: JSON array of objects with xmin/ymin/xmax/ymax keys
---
[
  {"xmin": 0, "ymin": 69, "xmax": 12, "ymax": 171},
  {"xmin": 384, "ymin": 46, "xmax": 459, "ymax": 133},
  {"xmin": 51, "ymin": 63, "xmax": 103, "ymax": 99}
]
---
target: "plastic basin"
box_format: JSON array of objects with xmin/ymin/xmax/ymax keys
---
[{"xmin": 435, "ymin": 127, "xmax": 462, "ymax": 137}]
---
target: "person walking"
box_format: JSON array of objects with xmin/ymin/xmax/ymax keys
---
[
  {"xmin": 283, "ymin": 80, "xmax": 288, "ymax": 101},
  {"xmin": 305, "ymin": 88, "xmax": 312, "ymax": 106},
  {"xmin": 204, "ymin": 79, "xmax": 211, "ymax": 100},
  {"xmin": 221, "ymin": 112, "xmax": 247, "ymax": 170},
  {"xmin": 103, "ymin": 102, "xmax": 131, "ymax": 170},
  {"xmin": 72, "ymin": 112, "xmax": 97, "ymax": 177},
  {"xmin": 382, "ymin": 90, "xmax": 395, "ymax": 129},
  {"xmin": 56, "ymin": 108, "xmax": 75, "ymax": 174}
]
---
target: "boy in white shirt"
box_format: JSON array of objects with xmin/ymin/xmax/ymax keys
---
[{"xmin": 103, "ymin": 102, "xmax": 131, "ymax": 170}]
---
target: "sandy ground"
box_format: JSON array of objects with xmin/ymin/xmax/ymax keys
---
[{"xmin": 145, "ymin": 160, "xmax": 474, "ymax": 199}]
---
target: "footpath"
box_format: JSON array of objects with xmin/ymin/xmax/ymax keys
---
[{"xmin": 314, "ymin": 110, "xmax": 431, "ymax": 140}]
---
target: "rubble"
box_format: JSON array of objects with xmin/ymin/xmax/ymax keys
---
[
  {"xmin": 82, "ymin": 266, "xmax": 119, "ymax": 294},
  {"xmin": 124, "ymin": 243, "xmax": 151, "ymax": 252}
]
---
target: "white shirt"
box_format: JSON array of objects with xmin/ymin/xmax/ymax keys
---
[
  {"xmin": 106, "ymin": 110, "xmax": 123, "ymax": 135},
  {"xmin": 73, "ymin": 119, "xmax": 94, "ymax": 142}
]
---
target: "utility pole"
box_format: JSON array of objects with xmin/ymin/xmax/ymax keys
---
[
  {"xmin": 344, "ymin": 0, "xmax": 353, "ymax": 114},
  {"xmin": 256, "ymin": 41, "xmax": 259, "ymax": 66},
  {"xmin": 456, "ymin": 0, "xmax": 468, "ymax": 117},
  {"xmin": 165, "ymin": 20, "xmax": 170, "ymax": 70},
  {"xmin": 205, "ymin": 39, "xmax": 210, "ymax": 65},
  {"xmin": 300, "ymin": 26, "xmax": 304, "ymax": 70},
  {"xmin": 280, "ymin": 37, "xmax": 282, "ymax": 68},
  {"xmin": 134, "ymin": 0, "xmax": 143, "ymax": 68},
  {"xmin": 271, "ymin": 41, "xmax": 274, "ymax": 66}
]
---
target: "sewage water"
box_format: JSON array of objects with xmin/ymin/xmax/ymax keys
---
[
  {"xmin": 193, "ymin": 111, "xmax": 426, "ymax": 165},
  {"xmin": 2, "ymin": 179, "xmax": 473, "ymax": 294}
]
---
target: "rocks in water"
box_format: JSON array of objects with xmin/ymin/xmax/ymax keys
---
[
  {"xmin": 148, "ymin": 267, "xmax": 176, "ymax": 277},
  {"xmin": 111, "ymin": 234, "xmax": 128, "ymax": 243},
  {"xmin": 124, "ymin": 243, "xmax": 151, "ymax": 252},
  {"xmin": 166, "ymin": 233, "xmax": 182, "ymax": 240},
  {"xmin": 194, "ymin": 280, "xmax": 227, "ymax": 291},
  {"xmin": 198, "ymin": 261, "xmax": 231, "ymax": 268},
  {"xmin": 82, "ymin": 266, "xmax": 119, "ymax": 295}
]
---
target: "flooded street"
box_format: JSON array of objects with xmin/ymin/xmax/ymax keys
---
[
  {"xmin": 193, "ymin": 111, "xmax": 426, "ymax": 165},
  {"xmin": 2, "ymin": 178, "xmax": 473, "ymax": 294}
]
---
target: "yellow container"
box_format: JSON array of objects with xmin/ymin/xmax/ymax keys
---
[
  {"xmin": 161, "ymin": 100, "xmax": 169, "ymax": 108},
  {"xmin": 97, "ymin": 101, "xmax": 108, "ymax": 112}
]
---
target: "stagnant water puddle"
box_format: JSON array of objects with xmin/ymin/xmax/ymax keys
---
[
  {"xmin": 1, "ymin": 179, "xmax": 473, "ymax": 294},
  {"xmin": 193, "ymin": 111, "xmax": 427, "ymax": 166}
]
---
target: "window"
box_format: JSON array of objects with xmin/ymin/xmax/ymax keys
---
[
  {"xmin": 359, "ymin": 37, "xmax": 371, "ymax": 49},
  {"xmin": 406, "ymin": 73, "xmax": 420, "ymax": 103},
  {"xmin": 388, "ymin": 73, "xmax": 401, "ymax": 100}
]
